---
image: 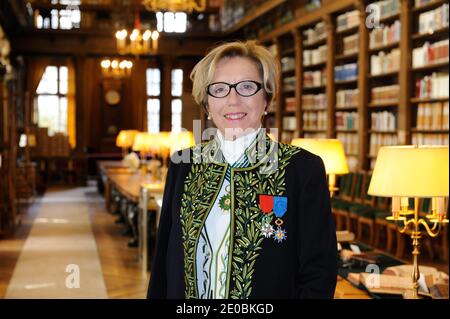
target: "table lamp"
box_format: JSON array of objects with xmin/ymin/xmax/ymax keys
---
[
  {"xmin": 368, "ymin": 145, "xmax": 449, "ymax": 299},
  {"xmin": 132, "ymin": 132, "xmax": 153, "ymax": 164},
  {"xmin": 169, "ymin": 131, "xmax": 195, "ymax": 154},
  {"xmin": 291, "ymin": 138, "xmax": 349, "ymax": 197},
  {"xmin": 116, "ymin": 130, "xmax": 138, "ymax": 157}
]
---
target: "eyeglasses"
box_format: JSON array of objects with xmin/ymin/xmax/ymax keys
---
[{"xmin": 206, "ymin": 80, "xmax": 263, "ymax": 98}]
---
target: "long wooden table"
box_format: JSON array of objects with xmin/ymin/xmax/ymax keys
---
[{"xmin": 98, "ymin": 161, "xmax": 164, "ymax": 274}]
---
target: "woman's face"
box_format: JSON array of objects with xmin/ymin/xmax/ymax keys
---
[{"xmin": 207, "ymin": 56, "xmax": 267, "ymax": 140}]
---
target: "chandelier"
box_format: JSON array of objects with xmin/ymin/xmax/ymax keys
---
[
  {"xmin": 115, "ymin": 0, "xmax": 159, "ymax": 55},
  {"xmin": 142, "ymin": 0, "xmax": 207, "ymax": 12},
  {"xmin": 115, "ymin": 28, "xmax": 159, "ymax": 55},
  {"xmin": 100, "ymin": 59, "xmax": 133, "ymax": 78}
]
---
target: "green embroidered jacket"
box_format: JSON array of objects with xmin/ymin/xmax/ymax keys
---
[{"xmin": 148, "ymin": 132, "xmax": 337, "ymax": 299}]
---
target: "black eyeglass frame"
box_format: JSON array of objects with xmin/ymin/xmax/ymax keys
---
[{"xmin": 206, "ymin": 80, "xmax": 263, "ymax": 98}]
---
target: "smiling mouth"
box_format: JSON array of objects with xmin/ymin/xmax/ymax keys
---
[{"xmin": 224, "ymin": 112, "xmax": 247, "ymax": 120}]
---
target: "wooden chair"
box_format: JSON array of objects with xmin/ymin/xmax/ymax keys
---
[
  {"xmin": 356, "ymin": 171, "xmax": 377, "ymax": 245},
  {"xmin": 347, "ymin": 171, "xmax": 366, "ymax": 234},
  {"xmin": 331, "ymin": 172, "xmax": 355, "ymax": 231}
]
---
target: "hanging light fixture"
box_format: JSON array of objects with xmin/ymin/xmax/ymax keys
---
[
  {"xmin": 142, "ymin": 0, "xmax": 207, "ymax": 13},
  {"xmin": 100, "ymin": 59, "xmax": 133, "ymax": 78},
  {"xmin": 115, "ymin": 0, "xmax": 159, "ymax": 55}
]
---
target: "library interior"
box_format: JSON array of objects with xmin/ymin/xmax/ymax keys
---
[{"xmin": 0, "ymin": 0, "xmax": 449, "ymax": 300}]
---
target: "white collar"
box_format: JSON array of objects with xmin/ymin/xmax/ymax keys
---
[{"xmin": 216, "ymin": 128, "xmax": 261, "ymax": 165}]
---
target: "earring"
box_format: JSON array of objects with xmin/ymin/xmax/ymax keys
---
[
  {"xmin": 207, "ymin": 114, "xmax": 212, "ymax": 120},
  {"xmin": 264, "ymin": 111, "xmax": 268, "ymax": 116}
]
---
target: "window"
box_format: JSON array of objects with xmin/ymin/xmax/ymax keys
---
[
  {"xmin": 36, "ymin": 66, "xmax": 69, "ymax": 135},
  {"xmin": 156, "ymin": 12, "xmax": 187, "ymax": 33},
  {"xmin": 171, "ymin": 69, "xmax": 183, "ymax": 133},
  {"xmin": 146, "ymin": 68, "xmax": 161, "ymax": 133},
  {"xmin": 36, "ymin": 0, "xmax": 80, "ymax": 30}
]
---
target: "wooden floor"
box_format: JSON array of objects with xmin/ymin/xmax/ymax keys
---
[
  {"xmin": 0, "ymin": 187, "xmax": 149, "ymax": 299},
  {"xmin": 0, "ymin": 186, "xmax": 447, "ymax": 299}
]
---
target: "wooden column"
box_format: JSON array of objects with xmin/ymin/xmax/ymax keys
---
[
  {"xmin": 293, "ymin": 28, "xmax": 303, "ymax": 138},
  {"xmin": 398, "ymin": 0, "xmax": 412, "ymax": 145},
  {"xmin": 274, "ymin": 37, "xmax": 283, "ymax": 141},
  {"xmin": 74, "ymin": 54, "xmax": 86, "ymax": 152},
  {"xmin": 161, "ymin": 55, "xmax": 173, "ymax": 132},
  {"xmin": 325, "ymin": 14, "xmax": 336, "ymax": 138},
  {"xmin": 356, "ymin": 0, "xmax": 369, "ymax": 170}
]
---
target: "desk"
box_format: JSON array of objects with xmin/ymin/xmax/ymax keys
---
[
  {"xmin": 139, "ymin": 184, "xmax": 164, "ymax": 276},
  {"xmin": 99, "ymin": 160, "xmax": 165, "ymax": 274}
]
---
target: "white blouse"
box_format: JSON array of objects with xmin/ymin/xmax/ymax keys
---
[{"xmin": 195, "ymin": 128, "xmax": 261, "ymax": 299}]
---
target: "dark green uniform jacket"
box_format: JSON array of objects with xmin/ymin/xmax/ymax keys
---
[{"xmin": 148, "ymin": 132, "xmax": 337, "ymax": 299}]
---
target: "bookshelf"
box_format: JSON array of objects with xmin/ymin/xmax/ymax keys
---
[
  {"xmin": 300, "ymin": 20, "xmax": 328, "ymax": 140},
  {"xmin": 263, "ymin": 41, "xmax": 279, "ymax": 136},
  {"xmin": 410, "ymin": 0, "xmax": 449, "ymax": 147},
  {"xmin": 334, "ymin": 5, "xmax": 360, "ymax": 171},
  {"xmin": 365, "ymin": 0, "xmax": 402, "ymax": 169},
  {"xmin": 255, "ymin": 0, "xmax": 449, "ymax": 171},
  {"xmin": 278, "ymin": 32, "xmax": 297, "ymax": 143}
]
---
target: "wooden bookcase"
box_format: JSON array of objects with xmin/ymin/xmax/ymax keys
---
[{"xmin": 258, "ymin": 0, "xmax": 449, "ymax": 171}]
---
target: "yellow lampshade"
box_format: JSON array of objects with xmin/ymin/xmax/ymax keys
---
[
  {"xmin": 368, "ymin": 145, "xmax": 449, "ymax": 197},
  {"xmin": 169, "ymin": 131, "xmax": 195, "ymax": 153},
  {"xmin": 116, "ymin": 130, "xmax": 139, "ymax": 148},
  {"xmin": 291, "ymin": 138, "xmax": 349, "ymax": 175},
  {"xmin": 132, "ymin": 132, "xmax": 153, "ymax": 152}
]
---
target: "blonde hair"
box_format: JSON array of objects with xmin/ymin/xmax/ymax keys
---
[{"xmin": 190, "ymin": 40, "xmax": 280, "ymax": 112}]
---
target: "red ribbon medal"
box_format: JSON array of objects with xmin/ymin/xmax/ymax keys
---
[{"xmin": 259, "ymin": 194, "xmax": 274, "ymax": 214}]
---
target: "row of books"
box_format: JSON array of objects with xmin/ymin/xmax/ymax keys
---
[
  {"xmin": 304, "ymin": 132, "xmax": 327, "ymax": 139},
  {"xmin": 337, "ymin": 132, "xmax": 359, "ymax": 156},
  {"xmin": 283, "ymin": 76, "xmax": 296, "ymax": 92},
  {"xmin": 369, "ymin": 0, "xmax": 399, "ymax": 19},
  {"xmin": 335, "ymin": 63, "xmax": 358, "ymax": 82},
  {"xmin": 371, "ymin": 84, "xmax": 399, "ymax": 103},
  {"xmin": 285, "ymin": 97, "xmax": 297, "ymax": 112},
  {"xmin": 303, "ymin": 22, "xmax": 326, "ymax": 45},
  {"xmin": 281, "ymin": 56, "xmax": 295, "ymax": 72},
  {"xmin": 412, "ymin": 39, "xmax": 449, "ymax": 68},
  {"xmin": 369, "ymin": 132, "xmax": 399, "ymax": 157},
  {"xmin": 283, "ymin": 116, "xmax": 297, "ymax": 131},
  {"xmin": 369, "ymin": 20, "xmax": 400, "ymax": 49},
  {"xmin": 415, "ymin": 72, "xmax": 449, "ymax": 99},
  {"xmin": 370, "ymin": 111, "xmax": 397, "ymax": 131},
  {"xmin": 336, "ymin": 9, "xmax": 360, "ymax": 32},
  {"xmin": 342, "ymin": 33, "xmax": 358, "ymax": 55},
  {"xmin": 415, "ymin": 101, "xmax": 449, "ymax": 130},
  {"xmin": 417, "ymin": 3, "xmax": 449, "ymax": 35},
  {"xmin": 303, "ymin": 111, "xmax": 327, "ymax": 130},
  {"xmin": 415, "ymin": 0, "xmax": 440, "ymax": 7},
  {"xmin": 337, "ymin": 89, "xmax": 359, "ymax": 108},
  {"xmin": 412, "ymin": 133, "xmax": 449, "ymax": 146},
  {"xmin": 303, "ymin": 69, "xmax": 326, "ymax": 87},
  {"xmin": 336, "ymin": 112, "xmax": 359, "ymax": 130},
  {"xmin": 303, "ymin": 45, "xmax": 327, "ymax": 66},
  {"xmin": 302, "ymin": 94, "xmax": 327, "ymax": 110},
  {"xmin": 370, "ymin": 48, "xmax": 400, "ymax": 75}
]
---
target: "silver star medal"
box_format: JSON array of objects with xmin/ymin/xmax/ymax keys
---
[{"xmin": 261, "ymin": 222, "xmax": 274, "ymax": 238}]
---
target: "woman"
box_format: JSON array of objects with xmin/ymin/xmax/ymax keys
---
[{"xmin": 148, "ymin": 41, "xmax": 337, "ymax": 299}]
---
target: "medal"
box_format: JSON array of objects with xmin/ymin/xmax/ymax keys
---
[
  {"xmin": 259, "ymin": 194, "xmax": 274, "ymax": 214},
  {"xmin": 259, "ymin": 195, "xmax": 288, "ymax": 242},
  {"xmin": 272, "ymin": 196, "xmax": 287, "ymax": 243},
  {"xmin": 218, "ymin": 185, "xmax": 231, "ymax": 213}
]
